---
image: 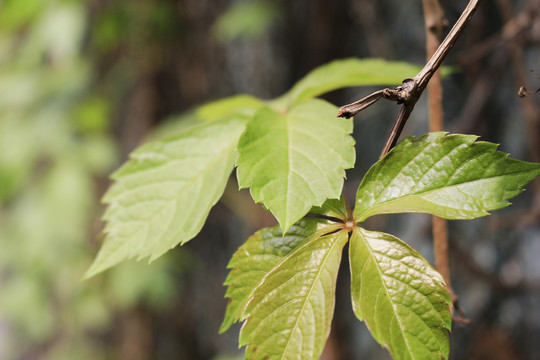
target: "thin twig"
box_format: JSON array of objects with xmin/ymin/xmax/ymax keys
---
[
  {"xmin": 414, "ymin": 0, "xmax": 482, "ymax": 92},
  {"xmin": 337, "ymin": 90, "xmax": 384, "ymax": 118},
  {"xmin": 338, "ymin": 0, "xmax": 484, "ymax": 158},
  {"xmin": 379, "ymin": 103, "xmax": 415, "ymax": 157}
]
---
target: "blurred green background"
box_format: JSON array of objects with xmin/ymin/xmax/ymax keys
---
[{"xmin": 0, "ymin": 0, "xmax": 539, "ymax": 359}]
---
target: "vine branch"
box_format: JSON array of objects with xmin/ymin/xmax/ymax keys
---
[{"xmin": 338, "ymin": 0, "xmax": 483, "ymax": 158}]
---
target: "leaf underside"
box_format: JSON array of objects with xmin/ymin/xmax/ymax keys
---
[
  {"xmin": 354, "ymin": 132, "xmax": 540, "ymax": 222},
  {"xmin": 309, "ymin": 195, "xmax": 349, "ymax": 220},
  {"xmin": 349, "ymin": 228, "xmax": 452, "ymax": 360},
  {"xmin": 220, "ymin": 218, "xmax": 335, "ymax": 333},
  {"xmin": 236, "ymin": 98, "xmax": 355, "ymax": 232},
  {"xmin": 239, "ymin": 229, "xmax": 348, "ymax": 360},
  {"xmin": 85, "ymin": 117, "xmax": 246, "ymax": 278}
]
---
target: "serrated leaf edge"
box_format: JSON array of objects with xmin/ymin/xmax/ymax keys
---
[
  {"xmin": 351, "ymin": 227, "xmax": 452, "ymax": 359},
  {"xmin": 239, "ymin": 227, "xmax": 348, "ymax": 359},
  {"xmin": 239, "ymin": 224, "xmax": 343, "ymax": 323},
  {"xmin": 355, "ymin": 133, "xmax": 540, "ymax": 222}
]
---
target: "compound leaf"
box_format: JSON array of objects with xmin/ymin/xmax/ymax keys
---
[
  {"xmin": 354, "ymin": 132, "xmax": 540, "ymax": 222},
  {"xmin": 239, "ymin": 229, "xmax": 348, "ymax": 360},
  {"xmin": 237, "ymin": 99, "xmax": 355, "ymax": 232},
  {"xmin": 85, "ymin": 117, "xmax": 246, "ymax": 278},
  {"xmin": 349, "ymin": 228, "xmax": 451, "ymax": 360},
  {"xmin": 220, "ymin": 218, "xmax": 335, "ymax": 333}
]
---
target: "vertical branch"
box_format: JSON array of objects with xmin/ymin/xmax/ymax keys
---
[
  {"xmin": 423, "ymin": 0, "xmax": 446, "ymax": 132},
  {"xmin": 422, "ymin": 0, "xmax": 454, "ymax": 300}
]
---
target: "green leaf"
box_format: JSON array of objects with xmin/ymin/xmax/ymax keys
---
[
  {"xmin": 220, "ymin": 218, "xmax": 334, "ymax": 333},
  {"xmin": 239, "ymin": 229, "xmax": 348, "ymax": 360},
  {"xmin": 354, "ymin": 132, "xmax": 540, "ymax": 222},
  {"xmin": 275, "ymin": 58, "xmax": 421, "ymax": 108},
  {"xmin": 349, "ymin": 228, "xmax": 451, "ymax": 360},
  {"xmin": 236, "ymin": 99, "xmax": 355, "ymax": 232},
  {"xmin": 85, "ymin": 117, "xmax": 246, "ymax": 278},
  {"xmin": 196, "ymin": 95, "xmax": 264, "ymax": 122},
  {"xmin": 309, "ymin": 194, "xmax": 348, "ymax": 220}
]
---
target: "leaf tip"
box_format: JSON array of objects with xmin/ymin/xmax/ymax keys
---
[
  {"xmin": 82, "ymin": 262, "xmax": 107, "ymax": 281},
  {"xmin": 218, "ymin": 320, "xmax": 231, "ymax": 334}
]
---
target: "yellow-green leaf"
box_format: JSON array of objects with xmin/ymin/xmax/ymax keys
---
[
  {"xmin": 355, "ymin": 133, "xmax": 540, "ymax": 222},
  {"xmin": 275, "ymin": 58, "xmax": 421, "ymax": 109},
  {"xmin": 349, "ymin": 228, "xmax": 452, "ymax": 360},
  {"xmin": 85, "ymin": 117, "xmax": 246, "ymax": 278},
  {"xmin": 236, "ymin": 99, "xmax": 355, "ymax": 232},
  {"xmin": 239, "ymin": 229, "xmax": 348, "ymax": 360},
  {"xmin": 220, "ymin": 218, "xmax": 335, "ymax": 333}
]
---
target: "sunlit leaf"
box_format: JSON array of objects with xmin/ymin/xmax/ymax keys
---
[
  {"xmin": 196, "ymin": 95, "xmax": 264, "ymax": 122},
  {"xmin": 236, "ymin": 99, "xmax": 355, "ymax": 232},
  {"xmin": 349, "ymin": 228, "xmax": 451, "ymax": 360},
  {"xmin": 239, "ymin": 229, "xmax": 348, "ymax": 360},
  {"xmin": 275, "ymin": 58, "xmax": 421, "ymax": 108},
  {"xmin": 220, "ymin": 218, "xmax": 334, "ymax": 333},
  {"xmin": 354, "ymin": 132, "xmax": 540, "ymax": 222},
  {"xmin": 85, "ymin": 117, "xmax": 246, "ymax": 278}
]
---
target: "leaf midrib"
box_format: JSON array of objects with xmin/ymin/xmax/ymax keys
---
[
  {"xmin": 356, "ymin": 228, "xmax": 416, "ymax": 359},
  {"xmin": 106, "ymin": 129, "xmax": 241, "ymax": 257},
  {"xmin": 280, "ymin": 231, "xmax": 344, "ymax": 359},
  {"xmin": 244, "ymin": 227, "xmax": 343, "ymax": 358},
  {"xmin": 112, "ymin": 137, "xmax": 237, "ymax": 210},
  {"xmin": 285, "ymin": 110, "xmax": 292, "ymax": 228},
  {"xmin": 356, "ymin": 168, "xmax": 534, "ymax": 221}
]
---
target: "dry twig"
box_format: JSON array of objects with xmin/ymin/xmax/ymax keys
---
[{"xmin": 338, "ymin": 0, "xmax": 484, "ymax": 158}]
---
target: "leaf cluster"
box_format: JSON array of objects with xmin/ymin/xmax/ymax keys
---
[
  {"xmin": 222, "ymin": 132, "xmax": 540, "ymax": 360},
  {"xmin": 86, "ymin": 58, "xmax": 540, "ymax": 360},
  {"xmin": 85, "ymin": 58, "xmax": 421, "ymax": 277}
]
